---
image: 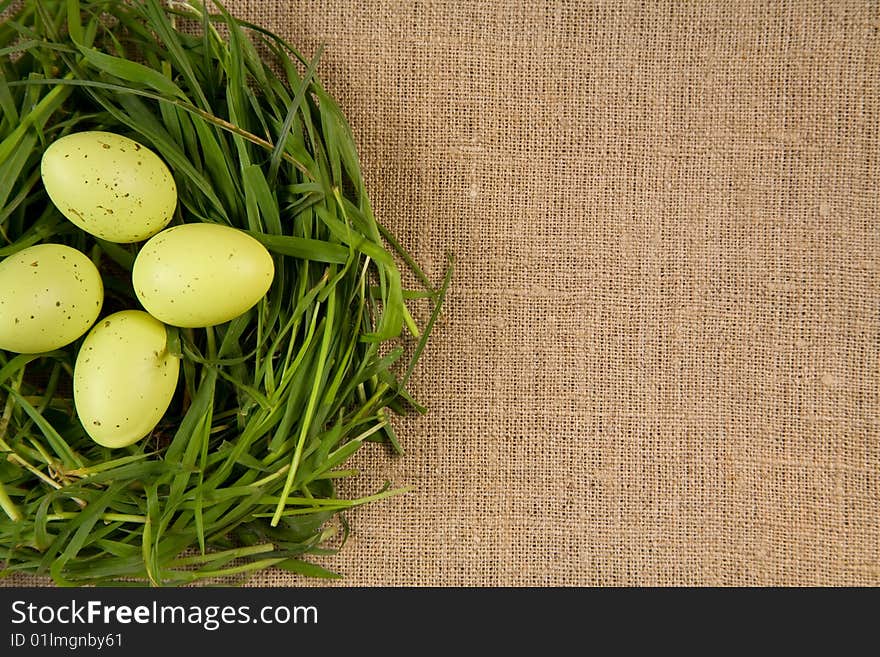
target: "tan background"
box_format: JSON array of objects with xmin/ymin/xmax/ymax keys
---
[{"xmin": 7, "ymin": 0, "xmax": 880, "ymax": 586}]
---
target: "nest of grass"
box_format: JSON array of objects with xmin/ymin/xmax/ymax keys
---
[{"xmin": 0, "ymin": 0, "xmax": 449, "ymax": 585}]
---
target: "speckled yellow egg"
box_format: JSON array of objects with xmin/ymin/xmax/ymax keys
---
[
  {"xmin": 0, "ymin": 244, "xmax": 103, "ymax": 353},
  {"xmin": 74, "ymin": 310, "xmax": 179, "ymax": 448},
  {"xmin": 132, "ymin": 223, "xmax": 275, "ymax": 328},
  {"xmin": 41, "ymin": 131, "xmax": 177, "ymax": 243}
]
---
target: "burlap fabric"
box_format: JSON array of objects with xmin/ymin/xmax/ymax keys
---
[{"xmin": 4, "ymin": 0, "xmax": 878, "ymax": 586}]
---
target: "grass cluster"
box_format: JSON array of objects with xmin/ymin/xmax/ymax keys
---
[{"xmin": 0, "ymin": 0, "xmax": 450, "ymax": 585}]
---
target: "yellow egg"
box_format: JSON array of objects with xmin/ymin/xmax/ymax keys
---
[
  {"xmin": 0, "ymin": 244, "xmax": 103, "ymax": 353},
  {"xmin": 132, "ymin": 223, "xmax": 275, "ymax": 328},
  {"xmin": 74, "ymin": 310, "xmax": 179, "ymax": 448},
  {"xmin": 41, "ymin": 131, "xmax": 177, "ymax": 243}
]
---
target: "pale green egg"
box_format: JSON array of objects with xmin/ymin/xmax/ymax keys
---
[
  {"xmin": 74, "ymin": 310, "xmax": 179, "ymax": 448},
  {"xmin": 0, "ymin": 244, "xmax": 103, "ymax": 353},
  {"xmin": 41, "ymin": 131, "xmax": 177, "ymax": 243},
  {"xmin": 132, "ymin": 223, "xmax": 275, "ymax": 328}
]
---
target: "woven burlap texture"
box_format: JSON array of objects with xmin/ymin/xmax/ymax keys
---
[{"xmin": 5, "ymin": 0, "xmax": 879, "ymax": 586}]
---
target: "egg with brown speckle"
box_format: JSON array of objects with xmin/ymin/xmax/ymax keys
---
[
  {"xmin": 41, "ymin": 131, "xmax": 177, "ymax": 243},
  {"xmin": 74, "ymin": 310, "xmax": 179, "ymax": 448},
  {"xmin": 132, "ymin": 223, "xmax": 275, "ymax": 328},
  {"xmin": 0, "ymin": 243, "xmax": 103, "ymax": 353}
]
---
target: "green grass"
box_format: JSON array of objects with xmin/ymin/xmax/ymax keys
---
[{"xmin": 0, "ymin": 0, "xmax": 451, "ymax": 585}]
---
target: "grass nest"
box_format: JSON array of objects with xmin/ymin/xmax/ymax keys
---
[{"xmin": 0, "ymin": 0, "xmax": 450, "ymax": 585}]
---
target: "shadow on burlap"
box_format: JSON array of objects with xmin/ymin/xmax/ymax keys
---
[{"xmin": 4, "ymin": 0, "xmax": 878, "ymax": 586}]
